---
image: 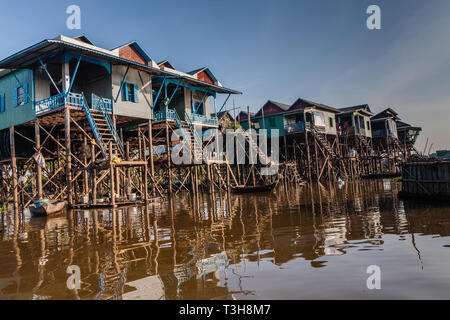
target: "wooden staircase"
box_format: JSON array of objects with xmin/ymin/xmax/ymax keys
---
[
  {"xmin": 308, "ymin": 124, "xmax": 336, "ymax": 157},
  {"xmin": 357, "ymin": 135, "xmax": 374, "ymax": 156},
  {"xmin": 90, "ymin": 110, "xmax": 122, "ymax": 157},
  {"xmin": 308, "ymin": 124, "xmax": 348, "ymax": 178},
  {"xmin": 243, "ymin": 131, "xmax": 278, "ymax": 166}
]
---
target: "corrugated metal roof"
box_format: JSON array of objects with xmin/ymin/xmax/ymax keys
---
[
  {"xmin": 338, "ymin": 104, "xmax": 373, "ymax": 116},
  {"xmin": 268, "ymin": 100, "xmax": 290, "ymax": 111},
  {"xmin": 291, "ymin": 98, "xmax": 340, "ymax": 113},
  {"xmin": 371, "ymin": 108, "xmax": 400, "ymax": 120},
  {"xmin": 0, "ymin": 37, "xmax": 241, "ymax": 95}
]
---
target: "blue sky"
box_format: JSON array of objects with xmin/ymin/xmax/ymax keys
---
[{"xmin": 0, "ymin": 0, "xmax": 449, "ymax": 151}]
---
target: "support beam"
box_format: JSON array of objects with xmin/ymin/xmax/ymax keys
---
[
  {"xmin": 34, "ymin": 120, "xmax": 43, "ymax": 199},
  {"xmin": 38, "ymin": 57, "xmax": 60, "ymax": 94},
  {"xmin": 115, "ymin": 65, "xmax": 130, "ymax": 103},
  {"xmin": 67, "ymin": 53, "xmax": 83, "ymax": 94}
]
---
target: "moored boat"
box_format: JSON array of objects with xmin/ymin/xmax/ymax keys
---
[
  {"xmin": 28, "ymin": 200, "xmax": 67, "ymax": 217},
  {"xmin": 231, "ymin": 180, "xmax": 279, "ymax": 194}
]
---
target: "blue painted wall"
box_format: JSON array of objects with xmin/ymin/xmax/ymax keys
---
[{"xmin": 0, "ymin": 69, "xmax": 35, "ymax": 130}]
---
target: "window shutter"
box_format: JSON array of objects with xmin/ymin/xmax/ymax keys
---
[
  {"xmin": 134, "ymin": 84, "xmax": 139, "ymax": 103},
  {"xmin": 0, "ymin": 94, "xmax": 4, "ymax": 112},
  {"xmin": 24, "ymin": 84, "xmax": 29, "ymax": 104},
  {"xmin": 13, "ymin": 87, "xmax": 18, "ymax": 107},
  {"xmin": 123, "ymin": 83, "xmax": 129, "ymax": 101}
]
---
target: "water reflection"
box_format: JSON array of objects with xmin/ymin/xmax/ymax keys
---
[{"xmin": 1, "ymin": 179, "xmax": 450, "ymax": 300}]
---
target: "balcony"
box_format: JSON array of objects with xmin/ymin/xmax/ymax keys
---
[
  {"xmin": 34, "ymin": 92, "xmax": 66, "ymax": 113},
  {"xmin": 185, "ymin": 113, "xmax": 218, "ymax": 126},
  {"xmin": 91, "ymin": 94, "xmax": 112, "ymax": 112},
  {"xmin": 284, "ymin": 122, "xmax": 305, "ymax": 133},
  {"xmin": 153, "ymin": 110, "xmax": 218, "ymax": 126},
  {"xmin": 154, "ymin": 109, "xmax": 178, "ymax": 122},
  {"xmin": 34, "ymin": 92, "xmax": 112, "ymax": 114}
]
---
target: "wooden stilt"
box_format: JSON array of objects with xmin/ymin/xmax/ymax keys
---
[
  {"xmin": 83, "ymin": 135, "xmax": 89, "ymax": 198},
  {"xmin": 34, "ymin": 120, "xmax": 43, "ymax": 200},
  {"xmin": 109, "ymin": 141, "xmax": 116, "ymax": 206},
  {"xmin": 148, "ymin": 120, "xmax": 155, "ymax": 196},
  {"xmin": 64, "ymin": 107, "xmax": 73, "ymax": 206},
  {"xmin": 10, "ymin": 126, "xmax": 19, "ymax": 215},
  {"xmin": 166, "ymin": 121, "xmax": 173, "ymax": 195},
  {"xmin": 142, "ymin": 132, "xmax": 149, "ymax": 202},
  {"xmin": 91, "ymin": 142, "xmax": 97, "ymax": 205}
]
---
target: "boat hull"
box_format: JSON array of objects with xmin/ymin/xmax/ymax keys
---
[
  {"xmin": 29, "ymin": 201, "xmax": 67, "ymax": 217},
  {"xmin": 231, "ymin": 180, "xmax": 279, "ymax": 194}
]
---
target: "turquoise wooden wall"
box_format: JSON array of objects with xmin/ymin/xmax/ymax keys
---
[
  {"xmin": 0, "ymin": 69, "xmax": 35, "ymax": 131},
  {"xmin": 254, "ymin": 114, "xmax": 285, "ymax": 137},
  {"xmin": 239, "ymin": 114, "xmax": 285, "ymax": 137}
]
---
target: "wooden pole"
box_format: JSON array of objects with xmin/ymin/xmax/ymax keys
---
[
  {"xmin": 166, "ymin": 121, "xmax": 173, "ymax": 195},
  {"xmin": 138, "ymin": 128, "xmax": 143, "ymax": 196},
  {"xmin": 64, "ymin": 107, "xmax": 73, "ymax": 206},
  {"xmin": 10, "ymin": 126, "xmax": 19, "ymax": 215},
  {"xmin": 91, "ymin": 142, "xmax": 97, "ymax": 205},
  {"xmin": 83, "ymin": 135, "xmax": 89, "ymax": 198},
  {"xmin": 109, "ymin": 141, "xmax": 115, "ymax": 206},
  {"xmin": 143, "ymin": 132, "xmax": 149, "ymax": 202},
  {"xmin": 233, "ymin": 99, "xmax": 240, "ymax": 183},
  {"xmin": 148, "ymin": 120, "xmax": 155, "ymax": 196},
  {"xmin": 305, "ymin": 130, "xmax": 312, "ymax": 183},
  {"xmin": 34, "ymin": 120, "xmax": 43, "ymax": 200}
]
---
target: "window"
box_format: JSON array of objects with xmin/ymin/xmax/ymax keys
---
[
  {"xmin": 329, "ymin": 117, "xmax": 334, "ymax": 127},
  {"xmin": 14, "ymin": 84, "xmax": 28, "ymax": 107},
  {"xmin": 0, "ymin": 94, "xmax": 4, "ymax": 113},
  {"xmin": 122, "ymin": 82, "xmax": 139, "ymax": 103},
  {"xmin": 194, "ymin": 102, "xmax": 204, "ymax": 114},
  {"xmin": 296, "ymin": 113, "xmax": 304, "ymax": 122},
  {"xmin": 367, "ymin": 121, "xmax": 370, "ymax": 130},
  {"xmin": 359, "ymin": 116, "xmax": 365, "ymax": 129},
  {"xmin": 269, "ymin": 118, "xmax": 275, "ymax": 127}
]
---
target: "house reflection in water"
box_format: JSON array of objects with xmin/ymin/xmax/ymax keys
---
[{"xmin": 1, "ymin": 179, "xmax": 450, "ymax": 299}]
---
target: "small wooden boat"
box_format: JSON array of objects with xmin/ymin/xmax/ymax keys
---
[
  {"xmin": 231, "ymin": 180, "xmax": 279, "ymax": 194},
  {"xmin": 28, "ymin": 200, "xmax": 67, "ymax": 217}
]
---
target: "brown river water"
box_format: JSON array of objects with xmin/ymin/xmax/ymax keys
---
[{"xmin": 1, "ymin": 179, "xmax": 450, "ymax": 300}]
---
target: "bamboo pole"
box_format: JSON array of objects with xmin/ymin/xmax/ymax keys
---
[
  {"xmin": 109, "ymin": 141, "xmax": 115, "ymax": 206},
  {"xmin": 166, "ymin": 121, "xmax": 172, "ymax": 195},
  {"xmin": 91, "ymin": 142, "xmax": 97, "ymax": 205},
  {"xmin": 10, "ymin": 126, "xmax": 19, "ymax": 215},
  {"xmin": 64, "ymin": 107, "xmax": 73, "ymax": 206},
  {"xmin": 34, "ymin": 120, "xmax": 43, "ymax": 199},
  {"xmin": 143, "ymin": 131, "xmax": 149, "ymax": 202},
  {"xmin": 83, "ymin": 135, "xmax": 89, "ymax": 198},
  {"xmin": 148, "ymin": 120, "xmax": 155, "ymax": 196}
]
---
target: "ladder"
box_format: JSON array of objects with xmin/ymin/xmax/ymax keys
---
[
  {"xmin": 308, "ymin": 124, "xmax": 336, "ymax": 157},
  {"xmin": 92, "ymin": 94, "xmax": 124, "ymax": 157},
  {"xmin": 240, "ymin": 130, "xmax": 278, "ymax": 166},
  {"xmin": 78, "ymin": 93, "xmax": 122, "ymax": 160},
  {"xmin": 184, "ymin": 112, "xmax": 205, "ymax": 162},
  {"xmin": 357, "ymin": 135, "xmax": 374, "ymax": 156},
  {"xmin": 308, "ymin": 123, "xmax": 347, "ymax": 178}
]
